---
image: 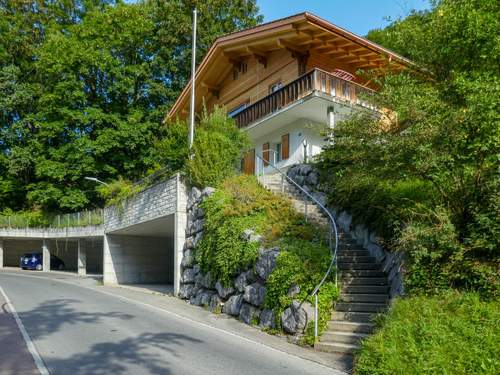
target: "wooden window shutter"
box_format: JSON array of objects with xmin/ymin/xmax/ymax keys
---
[
  {"xmin": 263, "ymin": 142, "xmax": 270, "ymax": 166},
  {"xmin": 281, "ymin": 134, "xmax": 289, "ymax": 160},
  {"xmin": 242, "ymin": 149, "xmax": 255, "ymax": 175}
]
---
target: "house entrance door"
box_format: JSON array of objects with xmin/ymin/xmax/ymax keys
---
[{"xmin": 242, "ymin": 149, "xmax": 255, "ymax": 175}]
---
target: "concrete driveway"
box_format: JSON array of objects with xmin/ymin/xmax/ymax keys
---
[{"xmin": 0, "ymin": 270, "xmax": 350, "ymax": 375}]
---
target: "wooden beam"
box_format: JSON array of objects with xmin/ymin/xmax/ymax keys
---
[
  {"xmin": 246, "ymin": 46, "xmax": 268, "ymax": 68},
  {"xmin": 277, "ymin": 38, "xmax": 306, "ymax": 54}
]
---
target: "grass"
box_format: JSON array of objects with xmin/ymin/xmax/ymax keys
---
[{"xmin": 354, "ymin": 292, "xmax": 500, "ymax": 375}]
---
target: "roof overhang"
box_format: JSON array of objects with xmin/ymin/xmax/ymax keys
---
[{"xmin": 166, "ymin": 12, "xmax": 417, "ymax": 122}]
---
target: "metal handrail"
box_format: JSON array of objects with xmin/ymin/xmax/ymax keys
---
[{"xmin": 256, "ymin": 154, "xmax": 339, "ymax": 340}]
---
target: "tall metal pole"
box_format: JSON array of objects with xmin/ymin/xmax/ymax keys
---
[{"xmin": 188, "ymin": 8, "xmax": 197, "ymax": 154}]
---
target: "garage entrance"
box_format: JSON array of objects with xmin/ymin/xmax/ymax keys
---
[
  {"xmin": 2, "ymin": 239, "xmax": 43, "ymax": 268},
  {"xmin": 103, "ymin": 215, "xmax": 175, "ymax": 292}
]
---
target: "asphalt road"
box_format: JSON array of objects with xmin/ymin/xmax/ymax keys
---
[{"xmin": 0, "ymin": 272, "xmax": 342, "ymax": 375}]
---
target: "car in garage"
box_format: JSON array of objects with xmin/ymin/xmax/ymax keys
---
[{"xmin": 20, "ymin": 252, "xmax": 65, "ymax": 271}]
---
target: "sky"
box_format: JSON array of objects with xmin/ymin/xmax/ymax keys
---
[{"xmin": 257, "ymin": 0, "xmax": 431, "ymax": 36}]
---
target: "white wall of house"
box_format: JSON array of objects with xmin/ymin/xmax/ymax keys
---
[{"xmin": 251, "ymin": 119, "xmax": 328, "ymax": 174}]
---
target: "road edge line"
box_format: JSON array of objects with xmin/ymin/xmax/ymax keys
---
[{"xmin": 0, "ymin": 286, "xmax": 50, "ymax": 375}]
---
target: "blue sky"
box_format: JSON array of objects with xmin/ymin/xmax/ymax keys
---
[{"xmin": 257, "ymin": 0, "xmax": 431, "ymax": 36}]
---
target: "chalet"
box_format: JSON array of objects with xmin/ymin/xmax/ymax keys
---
[{"xmin": 167, "ymin": 12, "xmax": 415, "ymax": 174}]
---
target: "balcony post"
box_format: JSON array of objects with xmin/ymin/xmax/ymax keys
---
[{"xmin": 327, "ymin": 106, "xmax": 336, "ymax": 146}]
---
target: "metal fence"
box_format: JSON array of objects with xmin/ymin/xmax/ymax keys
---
[{"xmin": 0, "ymin": 209, "xmax": 104, "ymax": 229}]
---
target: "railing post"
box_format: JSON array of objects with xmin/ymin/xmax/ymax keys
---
[{"xmin": 314, "ymin": 294, "xmax": 318, "ymax": 341}]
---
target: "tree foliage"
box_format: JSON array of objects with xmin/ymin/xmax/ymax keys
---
[
  {"xmin": 0, "ymin": 0, "xmax": 262, "ymax": 212},
  {"xmin": 318, "ymin": 0, "xmax": 499, "ymax": 298}
]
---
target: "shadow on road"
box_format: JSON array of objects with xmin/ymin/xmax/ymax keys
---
[
  {"xmin": 48, "ymin": 332, "xmax": 203, "ymax": 374},
  {"xmin": 18, "ymin": 298, "xmax": 134, "ymax": 340}
]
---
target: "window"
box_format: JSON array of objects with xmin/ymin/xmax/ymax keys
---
[
  {"xmin": 275, "ymin": 143, "xmax": 282, "ymax": 162},
  {"xmin": 269, "ymin": 81, "xmax": 283, "ymax": 94}
]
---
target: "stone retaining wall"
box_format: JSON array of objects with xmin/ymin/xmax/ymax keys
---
[{"xmin": 287, "ymin": 164, "xmax": 405, "ymax": 298}]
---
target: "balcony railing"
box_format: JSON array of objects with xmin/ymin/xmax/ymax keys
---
[{"xmin": 233, "ymin": 68, "xmax": 377, "ymax": 129}]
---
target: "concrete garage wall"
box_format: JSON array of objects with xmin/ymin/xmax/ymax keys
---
[
  {"xmin": 104, "ymin": 234, "xmax": 173, "ymax": 284},
  {"xmin": 3, "ymin": 239, "xmax": 43, "ymax": 267},
  {"xmin": 50, "ymin": 239, "xmax": 78, "ymax": 271},
  {"xmin": 86, "ymin": 238, "xmax": 103, "ymax": 274}
]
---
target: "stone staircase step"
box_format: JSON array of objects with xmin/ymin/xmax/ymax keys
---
[
  {"xmin": 340, "ymin": 270, "xmax": 386, "ymax": 278},
  {"xmin": 321, "ymin": 331, "xmax": 369, "ymax": 345},
  {"xmin": 336, "ymin": 302, "xmax": 387, "ymax": 313},
  {"xmin": 327, "ymin": 321, "xmax": 375, "ymax": 334},
  {"xmin": 341, "ymin": 277, "xmax": 388, "ymax": 286},
  {"xmin": 340, "ymin": 293, "xmax": 389, "ymax": 303},
  {"xmin": 332, "ymin": 311, "xmax": 374, "ymax": 323},
  {"xmin": 338, "ymin": 255, "xmax": 376, "ymax": 263},
  {"xmin": 314, "ymin": 341, "xmax": 358, "ymax": 354},
  {"xmin": 337, "ymin": 248, "xmax": 370, "ymax": 255},
  {"xmin": 338, "ymin": 262, "xmax": 382, "ymax": 270},
  {"xmin": 338, "ymin": 242, "xmax": 364, "ymax": 250},
  {"xmin": 342, "ymin": 285, "xmax": 389, "ymax": 294}
]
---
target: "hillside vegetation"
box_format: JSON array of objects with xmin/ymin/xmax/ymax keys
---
[{"xmin": 314, "ymin": 0, "xmax": 498, "ymax": 372}]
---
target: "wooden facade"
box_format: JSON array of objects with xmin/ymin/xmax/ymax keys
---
[{"xmin": 166, "ymin": 12, "xmax": 414, "ymax": 124}]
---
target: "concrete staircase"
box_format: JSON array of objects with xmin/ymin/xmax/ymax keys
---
[{"xmin": 258, "ymin": 172, "xmax": 389, "ymax": 355}]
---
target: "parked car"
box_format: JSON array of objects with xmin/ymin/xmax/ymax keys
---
[{"xmin": 20, "ymin": 252, "xmax": 65, "ymax": 271}]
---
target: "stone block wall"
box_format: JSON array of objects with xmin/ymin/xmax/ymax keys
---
[{"xmin": 104, "ymin": 176, "xmax": 178, "ymax": 232}]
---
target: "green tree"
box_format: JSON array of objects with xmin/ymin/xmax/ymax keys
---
[
  {"xmin": 0, "ymin": 0, "xmax": 262, "ymax": 212},
  {"xmin": 318, "ymin": 0, "xmax": 499, "ymax": 297}
]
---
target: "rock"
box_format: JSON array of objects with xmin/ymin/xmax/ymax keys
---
[
  {"xmin": 201, "ymin": 187, "xmax": 216, "ymax": 198},
  {"xmin": 222, "ymin": 294, "xmax": 244, "ymax": 316},
  {"xmin": 243, "ymin": 283, "xmax": 266, "ymax": 307},
  {"xmin": 178, "ymin": 284, "xmax": 195, "ymax": 299},
  {"xmin": 292, "ymin": 174, "xmax": 304, "ymax": 185},
  {"xmin": 193, "ymin": 264, "xmax": 201, "ymax": 275},
  {"xmin": 354, "ymin": 224, "xmax": 370, "ymax": 248},
  {"xmin": 255, "ymin": 248, "xmax": 280, "ymax": 280},
  {"xmin": 242, "ymin": 229, "xmax": 262, "ymax": 243},
  {"xmin": 215, "ymin": 281, "xmax": 235, "ymax": 299},
  {"xmin": 184, "ymin": 232, "xmax": 203, "ymax": 250},
  {"xmin": 239, "ymin": 303, "xmax": 260, "ymax": 325},
  {"xmin": 306, "ymin": 170, "xmax": 319, "ymax": 186},
  {"xmin": 187, "ymin": 187, "xmax": 202, "ymax": 210},
  {"xmin": 281, "ymin": 306, "xmax": 298, "ymax": 334},
  {"xmin": 287, "ymin": 166, "xmax": 299, "ymax": 180},
  {"xmin": 195, "ymin": 271, "xmax": 213, "ymax": 289},
  {"xmin": 299, "ymin": 164, "xmax": 313, "ymax": 176},
  {"xmin": 338, "ymin": 211, "xmax": 352, "ymax": 233},
  {"xmin": 287, "ymin": 284, "xmax": 300, "ymax": 297},
  {"xmin": 199, "ymin": 290, "xmax": 215, "ymax": 307},
  {"xmin": 208, "ymin": 294, "xmax": 223, "ymax": 313},
  {"xmin": 186, "ymin": 218, "xmax": 204, "ymax": 236},
  {"xmin": 181, "ymin": 249, "xmax": 195, "ymax": 267},
  {"xmin": 311, "ymin": 192, "xmax": 327, "ymax": 207},
  {"xmin": 367, "ymin": 243, "xmax": 384, "ymax": 262},
  {"xmin": 280, "ymin": 300, "xmax": 315, "ymax": 334},
  {"xmin": 234, "ymin": 270, "xmax": 256, "ymax": 292},
  {"xmin": 189, "ymin": 289, "xmax": 204, "ymax": 306},
  {"xmin": 259, "ymin": 309, "xmax": 276, "ymax": 329},
  {"xmin": 182, "ymin": 268, "xmax": 197, "ymax": 284}
]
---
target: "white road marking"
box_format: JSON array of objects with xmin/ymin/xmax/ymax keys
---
[
  {"xmin": 0, "ymin": 285, "xmax": 49, "ymax": 375},
  {"xmin": 0, "ymin": 271, "xmax": 347, "ymax": 374}
]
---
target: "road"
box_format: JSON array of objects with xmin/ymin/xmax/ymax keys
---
[{"xmin": 0, "ymin": 272, "xmax": 345, "ymax": 375}]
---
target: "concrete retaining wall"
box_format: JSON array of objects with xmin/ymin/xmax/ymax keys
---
[
  {"xmin": 2, "ymin": 239, "xmax": 43, "ymax": 267},
  {"xmin": 103, "ymin": 234, "xmax": 174, "ymax": 284}
]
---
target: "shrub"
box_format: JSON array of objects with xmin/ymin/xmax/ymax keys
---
[
  {"xmin": 196, "ymin": 175, "xmax": 339, "ymax": 340},
  {"xmin": 187, "ymin": 107, "xmax": 251, "ymax": 187},
  {"xmin": 354, "ymin": 292, "xmax": 500, "ymax": 375}
]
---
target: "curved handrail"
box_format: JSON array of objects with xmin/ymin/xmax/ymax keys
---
[{"xmin": 256, "ymin": 154, "xmax": 339, "ymax": 340}]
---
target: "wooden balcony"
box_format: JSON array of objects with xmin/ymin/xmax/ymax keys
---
[{"xmin": 232, "ymin": 68, "xmax": 377, "ymax": 129}]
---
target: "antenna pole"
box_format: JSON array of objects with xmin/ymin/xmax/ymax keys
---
[{"xmin": 188, "ymin": 8, "xmax": 197, "ymax": 155}]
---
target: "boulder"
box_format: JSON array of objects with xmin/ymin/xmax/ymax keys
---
[
  {"xmin": 234, "ymin": 270, "xmax": 256, "ymax": 292},
  {"xmin": 239, "ymin": 303, "xmax": 260, "ymax": 325},
  {"xmin": 222, "ymin": 294, "xmax": 244, "ymax": 316},
  {"xmin": 287, "ymin": 284, "xmax": 300, "ymax": 297},
  {"xmin": 201, "ymin": 187, "xmax": 216, "ymax": 198},
  {"xmin": 199, "ymin": 290, "xmax": 215, "ymax": 307},
  {"xmin": 181, "ymin": 249, "xmax": 195, "ymax": 268},
  {"xmin": 178, "ymin": 284, "xmax": 195, "ymax": 299},
  {"xmin": 186, "ymin": 218, "xmax": 204, "ymax": 236},
  {"xmin": 195, "ymin": 271, "xmax": 213, "ymax": 289},
  {"xmin": 259, "ymin": 309, "xmax": 276, "ymax": 329},
  {"xmin": 187, "ymin": 187, "xmax": 202, "ymax": 210},
  {"xmin": 280, "ymin": 300, "xmax": 315, "ymax": 334},
  {"xmin": 242, "ymin": 229, "xmax": 262, "ymax": 243},
  {"xmin": 208, "ymin": 294, "xmax": 223, "ymax": 313},
  {"xmin": 189, "ymin": 289, "xmax": 204, "ymax": 306},
  {"xmin": 338, "ymin": 211, "xmax": 352, "ymax": 233},
  {"xmin": 299, "ymin": 164, "xmax": 313, "ymax": 176},
  {"xmin": 215, "ymin": 281, "xmax": 235, "ymax": 299},
  {"xmin": 306, "ymin": 170, "xmax": 319, "ymax": 186},
  {"xmin": 243, "ymin": 283, "xmax": 266, "ymax": 307},
  {"xmin": 255, "ymin": 248, "xmax": 280, "ymax": 280},
  {"xmin": 182, "ymin": 268, "xmax": 197, "ymax": 284},
  {"xmin": 311, "ymin": 192, "xmax": 327, "ymax": 207}
]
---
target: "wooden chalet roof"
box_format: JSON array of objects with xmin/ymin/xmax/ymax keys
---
[{"xmin": 166, "ymin": 12, "xmax": 416, "ymax": 120}]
